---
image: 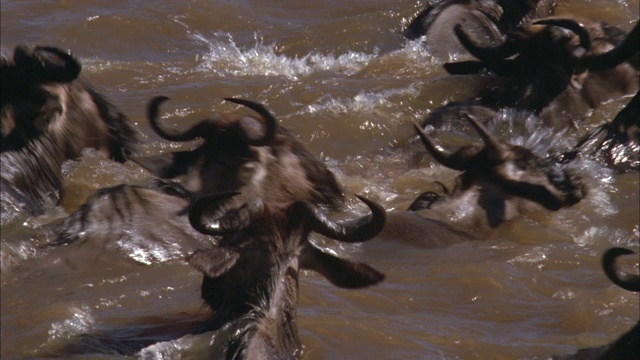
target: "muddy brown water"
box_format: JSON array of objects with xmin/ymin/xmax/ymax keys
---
[{"xmin": 1, "ymin": 0, "xmax": 639, "ymax": 359}]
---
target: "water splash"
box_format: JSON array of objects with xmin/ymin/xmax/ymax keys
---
[
  {"xmin": 116, "ymin": 230, "xmax": 185, "ymax": 265},
  {"xmin": 191, "ymin": 31, "xmax": 377, "ymax": 81},
  {"xmin": 47, "ymin": 305, "xmax": 95, "ymax": 342},
  {"xmin": 296, "ymin": 84, "xmax": 420, "ymax": 117}
]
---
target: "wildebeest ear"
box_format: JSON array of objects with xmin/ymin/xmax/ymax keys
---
[
  {"xmin": 131, "ymin": 151, "xmax": 192, "ymax": 179},
  {"xmin": 186, "ymin": 248, "xmax": 240, "ymax": 278},
  {"xmin": 14, "ymin": 45, "xmax": 81, "ymax": 83},
  {"xmin": 300, "ymin": 245, "xmax": 385, "ymax": 288}
]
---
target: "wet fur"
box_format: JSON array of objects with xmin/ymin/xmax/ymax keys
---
[
  {"xmin": 1, "ymin": 46, "xmax": 136, "ymax": 216},
  {"xmin": 187, "ymin": 197, "xmax": 385, "ymax": 359}
]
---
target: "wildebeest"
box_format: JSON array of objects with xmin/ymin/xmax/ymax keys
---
[
  {"xmin": 1, "ymin": 45, "xmax": 137, "ymax": 219},
  {"xmin": 442, "ymin": 18, "xmax": 639, "ymax": 129},
  {"xmin": 52, "ymin": 97, "xmax": 345, "ymax": 262},
  {"xmin": 550, "ymin": 247, "xmax": 639, "ymax": 360},
  {"xmin": 379, "ymin": 113, "xmax": 586, "ymax": 247},
  {"xmin": 133, "ymin": 96, "xmax": 344, "ymax": 208},
  {"xmin": 186, "ymin": 192, "xmax": 386, "ymax": 359},
  {"xmin": 403, "ymin": 0, "xmax": 558, "ymax": 59}
]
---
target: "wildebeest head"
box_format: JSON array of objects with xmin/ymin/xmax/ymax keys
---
[
  {"xmin": 133, "ymin": 97, "xmax": 344, "ymax": 209},
  {"xmin": 1, "ymin": 45, "xmax": 136, "ymax": 159},
  {"xmin": 186, "ymin": 192, "xmax": 385, "ymax": 358},
  {"xmin": 445, "ymin": 18, "xmax": 639, "ymax": 117},
  {"xmin": 413, "ymin": 113, "xmax": 585, "ymax": 220},
  {"xmin": 1, "ymin": 45, "xmax": 136, "ymax": 216},
  {"xmin": 402, "ymin": 1, "xmax": 558, "ymax": 58},
  {"xmin": 2, "ymin": 45, "xmax": 82, "ymax": 141}
]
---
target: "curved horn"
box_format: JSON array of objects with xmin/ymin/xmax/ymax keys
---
[
  {"xmin": 14, "ymin": 45, "xmax": 81, "ymax": 83},
  {"xmin": 224, "ymin": 98, "xmax": 277, "ymax": 146},
  {"xmin": 602, "ymin": 247, "xmax": 640, "ymax": 292},
  {"xmin": 188, "ymin": 191, "xmax": 261, "ymax": 236},
  {"xmin": 413, "ymin": 123, "xmax": 474, "ymax": 171},
  {"xmin": 584, "ymin": 22, "xmax": 639, "ymax": 70},
  {"xmin": 454, "ymin": 24, "xmax": 519, "ymax": 61},
  {"xmin": 296, "ymin": 195, "xmax": 386, "ymax": 243},
  {"xmin": 532, "ymin": 18, "xmax": 591, "ymax": 56},
  {"xmin": 147, "ymin": 96, "xmax": 226, "ymax": 142},
  {"xmin": 432, "ymin": 181, "xmax": 450, "ymax": 195},
  {"xmin": 462, "ymin": 113, "xmax": 506, "ymax": 163}
]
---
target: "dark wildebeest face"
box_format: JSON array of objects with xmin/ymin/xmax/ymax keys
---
[
  {"xmin": 444, "ymin": 18, "xmax": 639, "ymax": 127},
  {"xmin": 410, "ymin": 113, "xmax": 585, "ymax": 229},
  {"xmin": 549, "ymin": 247, "xmax": 639, "ymax": 360},
  {"xmin": 133, "ymin": 97, "xmax": 344, "ymax": 209},
  {"xmin": 381, "ymin": 110, "xmax": 587, "ymax": 247},
  {"xmin": 186, "ymin": 192, "xmax": 386, "ymax": 359},
  {"xmin": 1, "ymin": 45, "xmax": 136, "ymax": 217}
]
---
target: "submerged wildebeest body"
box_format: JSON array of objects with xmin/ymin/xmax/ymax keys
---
[
  {"xmin": 403, "ymin": 0, "xmax": 558, "ymax": 59},
  {"xmin": 379, "ymin": 113, "xmax": 585, "ymax": 247},
  {"xmin": 1, "ymin": 45, "xmax": 136, "ymax": 218},
  {"xmin": 441, "ymin": 19, "xmax": 639, "ymax": 130},
  {"xmin": 550, "ymin": 248, "xmax": 639, "ymax": 360},
  {"xmin": 53, "ymin": 98, "xmax": 345, "ymax": 261},
  {"xmin": 186, "ymin": 192, "xmax": 386, "ymax": 359}
]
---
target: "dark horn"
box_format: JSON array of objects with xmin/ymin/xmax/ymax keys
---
[
  {"xmin": 34, "ymin": 46, "xmax": 82, "ymax": 81},
  {"xmin": 532, "ymin": 18, "xmax": 592, "ymax": 55},
  {"xmin": 454, "ymin": 24, "xmax": 519, "ymax": 61},
  {"xmin": 224, "ymin": 98, "xmax": 277, "ymax": 146},
  {"xmin": 298, "ymin": 195, "xmax": 386, "ymax": 243},
  {"xmin": 147, "ymin": 96, "xmax": 194, "ymax": 142},
  {"xmin": 602, "ymin": 247, "xmax": 640, "ymax": 292},
  {"xmin": 147, "ymin": 96, "xmax": 220, "ymax": 142},
  {"xmin": 462, "ymin": 113, "xmax": 505, "ymax": 163},
  {"xmin": 188, "ymin": 191, "xmax": 250, "ymax": 236},
  {"xmin": 584, "ymin": 22, "xmax": 639, "ymax": 70},
  {"xmin": 15, "ymin": 46, "xmax": 82, "ymax": 83},
  {"xmin": 413, "ymin": 123, "xmax": 470, "ymax": 171},
  {"xmin": 432, "ymin": 181, "xmax": 450, "ymax": 195}
]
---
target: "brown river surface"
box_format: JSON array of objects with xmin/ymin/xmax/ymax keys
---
[{"xmin": 1, "ymin": 0, "xmax": 639, "ymax": 359}]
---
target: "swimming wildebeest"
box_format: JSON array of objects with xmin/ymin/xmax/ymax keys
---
[
  {"xmin": 550, "ymin": 247, "xmax": 639, "ymax": 360},
  {"xmin": 186, "ymin": 191, "xmax": 386, "ymax": 359},
  {"xmin": 1, "ymin": 45, "xmax": 136, "ymax": 218},
  {"xmin": 380, "ymin": 113, "xmax": 586, "ymax": 247},
  {"xmin": 441, "ymin": 18, "xmax": 639, "ymax": 129},
  {"xmin": 403, "ymin": 0, "xmax": 558, "ymax": 59},
  {"xmin": 52, "ymin": 97, "xmax": 345, "ymax": 262},
  {"xmin": 132, "ymin": 96, "xmax": 344, "ymax": 208}
]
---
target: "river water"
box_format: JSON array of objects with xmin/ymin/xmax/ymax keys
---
[{"xmin": 1, "ymin": 0, "xmax": 638, "ymax": 359}]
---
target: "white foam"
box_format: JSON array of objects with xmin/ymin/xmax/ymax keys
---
[
  {"xmin": 192, "ymin": 31, "xmax": 377, "ymax": 81},
  {"xmin": 47, "ymin": 305, "xmax": 95, "ymax": 342},
  {"xmin": 116, "ymin": 230, "xmax": 184, "ymax": 265},
  {"xmin": 294, "ymin": 84, "xmax": 420, "ymax": 118}
]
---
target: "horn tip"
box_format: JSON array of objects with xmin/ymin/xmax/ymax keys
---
[
  {"xmin": 223, "ymin": 97, "xmax": 246, "ymax": 104},
  {"xmin": 151, "ymin": 95, "xmax": 170, "ymax": 103},
  {"xmin": 412, "ymin": 122, "xmax": 427, "ymax": 135}
]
